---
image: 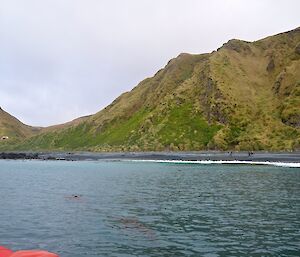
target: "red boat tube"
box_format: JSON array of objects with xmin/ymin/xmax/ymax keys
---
[
  {"xmin": 0, "ymin": 246, "xmax": 13, "ymax": 257},
  {"xmin": 0, "ymin": 247, "xmax": 59, "ymax": 257}
]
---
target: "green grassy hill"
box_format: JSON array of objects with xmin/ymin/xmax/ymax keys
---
[{"xmin": 4, "ymin": 27, "xmax": 300, "ymax": 151}]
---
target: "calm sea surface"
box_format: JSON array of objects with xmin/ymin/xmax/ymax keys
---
[{"xmin": 0, "ymin": 160, "xmax": 299, "ymax": 257}]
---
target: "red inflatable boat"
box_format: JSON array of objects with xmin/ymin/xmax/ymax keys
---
[{"xmin": 0, "ymin": 247, "xmax": 58, "ymax": 257}]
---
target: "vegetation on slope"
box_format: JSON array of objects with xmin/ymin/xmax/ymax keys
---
[{"xmin": 2, "ymin": 27, "xmax": 300, "ymax": 151}]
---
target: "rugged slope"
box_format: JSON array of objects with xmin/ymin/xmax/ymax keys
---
[
  {"xmin": 0, "ymin": 107, "xmax": 40, "ymax": 142},
  {"xmin": 10, "ymin": 27, "xmax": 300, "ymax": 151}
]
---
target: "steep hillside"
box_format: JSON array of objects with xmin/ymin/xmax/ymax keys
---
[
  {"xmin": 9, "ymin": 27, "xmax": 300, "ymax": 151},
  {"xmin": 0, "ymin": 107, "xmax": 40, "ymax": 143}
]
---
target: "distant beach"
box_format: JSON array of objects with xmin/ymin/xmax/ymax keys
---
[{"xmin": 1, "ymin": 151, "xmax": 299, "ymax": 164}]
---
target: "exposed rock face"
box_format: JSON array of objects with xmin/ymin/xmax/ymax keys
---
[
  {"xmin": 266, "ymin": 58, "xmax": 275, "ymax": 72},
  {"xmin": 221, "ymin": 39, "xmax": 252, "ymax": 54},
  {"xmin": 273, "ymin": 73, "xmax": 284, "ymax": 94},
  {"xmin": 295, "ymin": 43, "xmax": 300, "ymax": 55},
  {"xmin": 281, "ymin": 112, "xmax": 300, "ymax": 128}
]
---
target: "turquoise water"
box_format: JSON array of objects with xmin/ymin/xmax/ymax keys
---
[{"xmin": 0, "ymin": 160, "xmax": 299, "ymax": 256}]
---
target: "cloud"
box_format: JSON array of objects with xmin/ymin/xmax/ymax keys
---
[{"xmin": 0, "ymin": 0, "xmax": 299, "ymax": 126}]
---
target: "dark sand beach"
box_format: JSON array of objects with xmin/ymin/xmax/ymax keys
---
[{"xmin": 1, "ymin": 151, "xmax": 299, "ymax": 163}]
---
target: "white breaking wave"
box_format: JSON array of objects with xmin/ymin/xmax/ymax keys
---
[{"xmin": 128, "ymin": 159, "xmax": 300, "ymax": 168}]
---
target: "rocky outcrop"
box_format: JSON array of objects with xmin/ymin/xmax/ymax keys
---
[
  {"xmin": 295, "ymin": 43, "xmax": 300, "ymax": 55},
  {"xmin": 221, "ymin": 39, "xmax": 252, "ymax": 55},
  {"xmin": 266, "ymin": 58, "xmax": 275, "ymax": 72},
  {"xmin": 0, "ymin": 152, "xmax": 38, "ymax": 159}
]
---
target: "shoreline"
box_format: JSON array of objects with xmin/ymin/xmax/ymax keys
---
[{"xmin": 0, "ymin": 151, "xmax": 299, "ymax": 163}]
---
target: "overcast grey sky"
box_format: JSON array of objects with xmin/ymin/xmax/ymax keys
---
[{"xmin": 0, "ymin": 0, "xmax": 299, "ymax": 126}]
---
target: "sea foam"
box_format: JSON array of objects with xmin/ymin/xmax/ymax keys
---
[{"xmin": 128, "ymin": 159, "xmax": 300, "ymax": 168}]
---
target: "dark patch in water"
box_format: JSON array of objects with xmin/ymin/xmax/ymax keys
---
[
  {"xmin": 114, "ymin": 217, "xmax": 156, "ymax": 240},
  {"xmin": 64, "ymin": 195, "xmax": 83, "ymax": 201}
]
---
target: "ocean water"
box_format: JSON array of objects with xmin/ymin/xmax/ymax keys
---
[{"xmin": 0, "ymin": 160, "xmax": 299, "ymax": 257}]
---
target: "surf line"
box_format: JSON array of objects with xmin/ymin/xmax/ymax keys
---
[{"xmin": 125, "ymin": 159, "xmax": 300, "ymax": 168}]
